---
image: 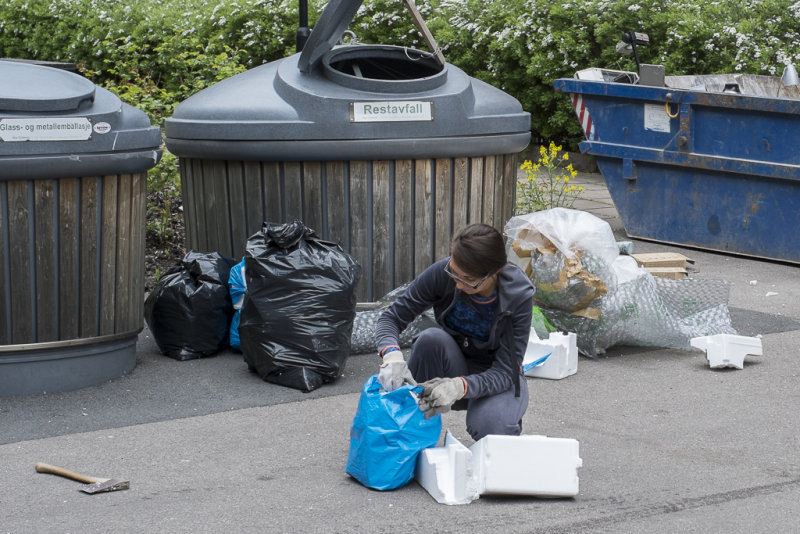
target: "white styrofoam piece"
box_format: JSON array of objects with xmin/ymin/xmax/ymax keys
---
[
  {"xmin": 415, "ymin": 430, "xmax": 479, "ymax": 505},
  {"xmin": 471, "ymin": 434, "xmax": 582, "ymax": 497},
  {"xmin": 523, "ymin": 329, "xmax": 578, "ymax": 379},
  {"xmin": 416, "ymin": 432, "xmax": 582, "ymax": 504},
  {"xmin": 690, "ymin": 334, "xmax": 763, "ymax": 369}
]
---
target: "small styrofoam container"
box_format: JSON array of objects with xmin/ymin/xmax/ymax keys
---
[
  {"xmin": 415, "ymin": 431, "xmax": 479, "ymax": 505},
  {"xmin": 416, "ymin": 431, "xmax": 582, "ymax": 504},
  {"xmin": 471, "ymin": 434, "xmax": 582, "ymax": 497},
  {"xmin": 523, "ymin": 329, "xmax": 578, "ymax": 379},
  {"xmin": 690, "ymin": 334, "xmax": 763, "ymax": 369}
]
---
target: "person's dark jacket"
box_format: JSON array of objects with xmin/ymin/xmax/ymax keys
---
[{"xmin": 375, "ymin": 257, "xmax": 535, "ymax": 398}]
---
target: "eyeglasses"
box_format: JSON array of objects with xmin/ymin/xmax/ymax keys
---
[{"xmin": 444, "ymin": 261, "xmax": 491, "ymax": 290}]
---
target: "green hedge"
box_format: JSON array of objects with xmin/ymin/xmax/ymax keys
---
[{"xmin": 3, "ymin": 0, "xmax": 800, "ymax": 150}]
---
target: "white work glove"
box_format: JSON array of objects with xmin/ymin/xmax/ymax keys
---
[
  {"xmin": 378, "ymin": 351, "xmax": 416, "ymax": 392},
  {"xmin": 417, "ymin": 377, "xmax": 466, "ymax": 418}
]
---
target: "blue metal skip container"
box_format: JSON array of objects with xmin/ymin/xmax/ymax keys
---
[{"xmin": 554, "ymin": 69, "xmax": 800, "ymax": 263}]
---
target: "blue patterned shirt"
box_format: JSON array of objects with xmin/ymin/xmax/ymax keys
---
[{"xmin": 443, "ymin": 290, "xmax": 498, "ymax": 342}]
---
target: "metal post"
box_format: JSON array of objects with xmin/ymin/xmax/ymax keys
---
[{"xmin": 296, "ymin": 0, "xmax": 310, "ymax": 52}]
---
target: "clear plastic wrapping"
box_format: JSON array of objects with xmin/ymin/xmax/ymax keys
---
[{"xmin": 505, "ymin": 209, "xmax": 736, "ymax": 356}]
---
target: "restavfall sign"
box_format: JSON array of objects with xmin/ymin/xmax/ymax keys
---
[{"xmin": 350, "ymin": 101, "xmax": 433, "ymax": 122}]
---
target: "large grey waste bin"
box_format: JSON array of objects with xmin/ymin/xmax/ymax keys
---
[
  {"xmin": 0, "ymin": 60, "xmax": 162, "ymax": 396},
  {"xmin": 165, "ymin": 0, "xmax": 530, "ymax": 301}
]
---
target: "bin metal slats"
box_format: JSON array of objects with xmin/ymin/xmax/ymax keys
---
[
  {"xmin": 99, "ymin": 174, "xmax": 118, "ymax": 336},
  {"xmin": 349, "ymin": 161, "xmax": 370, "ymax": 296},
  {"xmin": 59, "ymin": 178, "xmax": 79, "ymax": 340},
  {"xmin": 394, "ymin": 159, "xmax": 413, "ymax": 291},
  {"xmin": 413, "ymin": 158, "xmax": 434, "ymax": 278},
  {"xmin": 303, "ymin": 162, "xmax": 324, "ymax": 238},
  {"xmin": 284, "ymin": 161, "xmax": 304, "ymax": 228},
  {"xmin": 79, "ymin": 177, "xmax": 100, "ymax": 338},
  {"xmin": 0, "ymin": 182, "xmax": 7, "ymax": 343},
  {"xmin": 325, "ymin": 161, "xmax": 348, "ymax": 251},
  {"xmin": 6, "ymin": 181, "xmax": 33, "ymax": 343},
  {"xmin": 34, "ymin": 179, "xmax": 58, "ymax": 341},
  {"xmin": 0, "ymin": 173, "xmax": 145, "ymax": 346},
  {"xmin": 373, "ymin": 160, "xmax": 391, "ymax": 300},
  {"xmin": 452, "ymin": 157, "xmax": 469, "ymax": 239},
  {"xmin": 113, "ymin": 174, "xmax": 132, "ymax": 336},
  {"xmin": 468, "ymin": 157, "xmax": 485, "ymax": 224},
  {"xmin": 433, "ymin": 157, "xmax": 452, "ymax": 263},
  {"xmin": 182, "ymin": 154, "xmax": 517, "ymax": 301}
]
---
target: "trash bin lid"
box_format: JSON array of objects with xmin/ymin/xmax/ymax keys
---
[
  {"xmin": 297, "ymin": 0, "xmax": 363, "ymax": 74},
  {"xmin": 0, "ymin": 60, "xmax": 162, "ymax": 179},
  {"xmin": 165, "ymin": 0, "xmax": 531, "ymax": 161},
  {"xmin": 0, "ymin": 60, "xmax": 94, "ymax": 112}
]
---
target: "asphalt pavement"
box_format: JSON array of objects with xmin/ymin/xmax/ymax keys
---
[{"xmin": 1, "ymin": 172, "xmax": 799, "ymax": 533}]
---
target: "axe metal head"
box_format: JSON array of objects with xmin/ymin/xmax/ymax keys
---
[{"xmin": 79, "ymin": 479, "xmax": 130, "ymax": 494}]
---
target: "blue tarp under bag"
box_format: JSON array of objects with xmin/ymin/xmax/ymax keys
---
[{"xmin": 346, "ymin": 375, "xmax": 442, "ymax": 491}]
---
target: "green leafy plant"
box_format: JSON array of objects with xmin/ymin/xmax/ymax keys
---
[
  {"xmin": 145, "ymin": 150, "xmax": 181, "ymax": 246},
  {"xmin": 515, "ymin": 142, "xmax": 584, "ymax": 214}
]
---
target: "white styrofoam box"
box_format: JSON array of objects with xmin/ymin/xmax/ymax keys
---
[
  {"xmin": 523, "ymin": 329, "xmax": 578, "ymax": 379},
  {"xmin": 471, "ymin": 434, "xmax": 582, "ymax": 497},
  {"xmin": 416, "ymin": 432, "xmax": 582, "ymax": 504},
  {"xmin": 415, "ymin": 431, "xmax": 480, "ymax": 505},
  {"xmin": 690, "ymin": 334, "xmax": 763, "ymax": 369}
]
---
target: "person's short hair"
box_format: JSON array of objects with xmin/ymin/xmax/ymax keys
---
[{"xmin": 450, "ymin": 224, "xmax": 507, "ymax": 278}]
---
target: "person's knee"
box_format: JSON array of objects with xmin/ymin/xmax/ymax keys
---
[
  {"xmin": 466, "ymin": 412, "xmax": 522, "ymax": 441},
  {"xmin": 465, "ymin": 391, "xmax": 527, "ymax": 441},
  {"xmin": 414, "ymin": 327, "xmax": 451, "ymax": 349},
  {"xmin": 408, "ymin": 329, "xmax": 448, "ymax": 369},
  {"xmin": 408, "ymin": 328, "xmax": 466, "ymax": 381}
]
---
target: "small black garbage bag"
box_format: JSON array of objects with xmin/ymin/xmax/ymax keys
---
[
  {"xmin": 239, "ymin": 221, "xmax": 362, "ymax": 392},
  {"xmin": 144, "ymin": 251, "xmax": 237, "ymax": 360}
]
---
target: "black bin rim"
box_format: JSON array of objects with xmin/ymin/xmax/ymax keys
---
[{"xmin": 321, "ymin": 45, "xmax": 447, "ymax": 92}]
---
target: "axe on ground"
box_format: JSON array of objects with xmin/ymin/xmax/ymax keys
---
[{"xmin": 35, "ymin": 462, "xmax": 130, "ymax": 494}]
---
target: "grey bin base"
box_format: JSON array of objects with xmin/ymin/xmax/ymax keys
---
[
  {"xmin": 1, "ymin": 172, "xmax": 147, "ymax": 395},
  {"xmin": 0, "ymin": 332, "xmax": 138, "ymax": 397},
  {"xmin": 180, "ymin": 154, "xmax": 519, "ymax": 301}
]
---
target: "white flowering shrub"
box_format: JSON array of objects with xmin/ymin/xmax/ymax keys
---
[
  {"xmin": 3, "ymin": 0, "xmax": 800, "ymax": 152},
  {"xmin": 429, "ymin": 0, "xmax": 800, "ymax": 147}
]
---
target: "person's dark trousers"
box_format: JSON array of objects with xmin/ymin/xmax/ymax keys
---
[{"xmin": 408, "ymin": 328, "xmax": 528, "ymax": 441}]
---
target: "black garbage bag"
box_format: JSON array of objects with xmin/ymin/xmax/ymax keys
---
[
  {"xmin": 144, "ymin": 251, "xmax": 237, "ymax": 360},
  {"xmin": 239, "ymin": 221, "xmax": 362, "ymax": 392}
]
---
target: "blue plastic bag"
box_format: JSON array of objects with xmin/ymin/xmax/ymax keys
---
[
  {"xmin": 346, "ymin": 375, "xmax": 442, "ymax": 491},
  {"xmin": 228, "ymin": 259, "xmax": 246, "ymax": 351}
]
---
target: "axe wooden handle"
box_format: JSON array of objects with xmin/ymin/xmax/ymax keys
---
[{"xmin": 35, "ymin": 462, "xmax": 107, "ymax": 484}]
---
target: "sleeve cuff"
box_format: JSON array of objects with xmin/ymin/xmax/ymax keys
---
[{"xmin": 380, "ymin": 345, "xmax": 401, "ymax": 357}]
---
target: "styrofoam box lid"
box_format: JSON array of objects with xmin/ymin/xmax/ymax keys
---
[{"xmin": 0, "ymin": 60, "xmax": 162, "ymax": 179}]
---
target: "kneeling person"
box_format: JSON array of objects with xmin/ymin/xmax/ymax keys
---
[{"xmin": 375, "ymin": 223, "xmax": 535, "ymax": 441}]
